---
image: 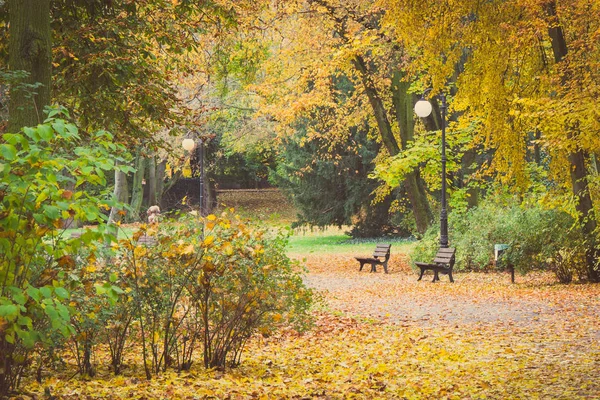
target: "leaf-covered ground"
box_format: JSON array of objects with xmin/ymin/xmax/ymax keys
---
[
  {"xmin": 16, "ymin": 191, "xmax": 600, "ymax": 398},
  {"xmin": 19, "ymin": 252, "xmax": 600, "ymax": 399}
]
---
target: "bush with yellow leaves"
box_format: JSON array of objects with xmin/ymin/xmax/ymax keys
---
[{"xmin": 103, "ymin": 211, "xmax": 312, "ymax": 378}]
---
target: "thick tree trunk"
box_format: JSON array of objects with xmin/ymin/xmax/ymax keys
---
[
  {"xmin": 568, "ymin": 148, "xmax": 599, "ymax": 281},
  {"xmin": 108, "ymin": 168, "xmax": 129, "ymax": 225},
  {"xmin": 391, "ymin": 71, "xmax": 433, "ymax": 234},
  {"xmin": 8, "ymin": 0, "xmax": 51, "ymax": 131},
  {"xmin": 351, "ymin": 56, "xmax": 399, "ymax": 154},
  {"xmin": 461, "ymin": 149, "xmax": 479, "ymax": 208},
  {"xmin": 128, "ymin": 150, "xmax": 146, "ymax": 222},
  {"xmin": 545, "ymin": 0, "xmax": 599, "ymax": 282},
  {"xmin": 352, "ymin": 56, "xmax": 431, "ymax": 234}
]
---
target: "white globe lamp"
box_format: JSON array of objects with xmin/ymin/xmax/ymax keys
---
[
  {"xmin": 414, "ymin": 99, "xmax": 433, "ymax": 118},
  {"xmin": 182, "ymin": 138, "xmax": 196, "ymax": 151}
]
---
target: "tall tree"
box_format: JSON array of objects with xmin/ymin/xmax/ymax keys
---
[
  {"xmin": 381, "ymin": 0, "xmax": 600, "ymax": 279},
  {"xmin": 7, "ymin": 0, "xmax": 51, "ymax": 131},
  {"xmin": 542, "ymin": 0, "xmax": 599, "ymax": 281},
  {"xmin": 246, "ymin": 0, "xmax": 434, "ymax": 233}
]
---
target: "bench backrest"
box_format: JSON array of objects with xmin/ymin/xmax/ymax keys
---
[
  {"xmin": 373, "ymin": 244, "xmax": 391, "ymax": 261},
  {"xmin": 434, "ymin": 247, "xmax": 455, "ymax": 267}
]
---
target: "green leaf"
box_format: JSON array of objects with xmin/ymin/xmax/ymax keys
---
[
  {"xmin": 0, "ymin": 304, "xmax": 19, "ymax": 319},
  {"xmin": 56, "ymin": 303, "xmax": 70, "ymax": 321},
  {"xmin": 94, "ymin": 283, "xmax": 107, "ymax": 295},
  {"xmin": 23, "ymin": 127, "xmax": 41, "ymax": 142},
  {"xmin": 45, "ymin": 304, "xmax": 58, "ymax": 320},
  {"xmin": 18, "ymin": 330, "xmax": 36, "ymax": 348},
  {"xmin": 43, "ymin": 205, "xmax": 60, "ymax": 220},
  {"xmin": 54, "ymin": 287, "xmax": 69, "ymax": 299},
  {"xmin": 0, "ymin": 144, "xmax": 17, "ymax": 161},
  {"xmin": 40, "ymin": 287, "xmax": 52, "ymax": 298},
  {"xmin": 12, "ymin": 291, "xmax": 26, "ymax": 306},
  {"xmin": 109, "ymin": 273, "xmax": 118, "ymax": 283},
  {"xmin": 18, "ymin": 315, "xmax": 33, "ymax": 330},
  {"xmin": 26, "ymin": 286, "xmax": 41, "ymax": 302},
  {"xmin": 52, "ymin": 120, "xmax": 66, "ymax": 136},
  {"xmin": 37, "ymin": 124, "xmax": 54, "ymax": 141},
  {"xmin": 111, "ymin": 286, "xmax": 124, "ymax": 294}
]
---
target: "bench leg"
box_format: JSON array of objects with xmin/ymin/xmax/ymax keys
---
[
  {"xmin": 370, "ymin": 262, "xmax": 377, "ymax": 273},
  {"xmin": 433, "ymin": 270, "xmax": 440, "ymax": 282},
  {"xmin": 383, "ymin": 261, "xmax": 388, "ymax": 274},
  {"xmin": 359, "ymin": 261, "xmax": 366, "ymax": 272},
  {"xmin": 417, "ymin": 268, "xmax": 425, "ymax": 281},
  {"xmin": 448, "ymin": 269, "xmax": 454, "ymax": 283}
]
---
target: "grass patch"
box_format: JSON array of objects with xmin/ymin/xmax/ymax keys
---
[
  {"xmin": 63, "ymin": 224, "xmax": 137, "ymax": 239},
  {"xmin": 288, "ymin": 226, "xmax": 415, "ymax": 256}
]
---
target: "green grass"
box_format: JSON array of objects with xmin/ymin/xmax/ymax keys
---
[
  {"xmin": 287, "ymin": 226, "xmax": 415, "ymax": 256},
  {"xmin": 63, "ymin": 225, "xmax": 137, "ymax": 239}
]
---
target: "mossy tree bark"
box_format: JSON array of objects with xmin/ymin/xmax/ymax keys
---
[
  {"xmin": 352, "ymin": 56, "xmax": 432, "ymax": 234},
  {"xmin": 128, "ymin": 149, "xmax": 146, "ymax": 222},
  {"xmin": 8, "ymin": 0, "xmax": 51, "ymax": 132}
]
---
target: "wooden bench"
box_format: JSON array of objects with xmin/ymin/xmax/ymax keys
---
[
  {"xmin": 415, "ymin": 247, "xmax": 456, "ymax": 282},
  {"xmin": 355, "ymin": 244, "xmax": 391, "ymax": 273}
]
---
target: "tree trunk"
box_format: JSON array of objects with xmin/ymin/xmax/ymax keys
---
[
  {"xmin": 147, "ymin": 155, "xmax": 157, "ymax": 207},
  {"xmin": 351, "ymin": 56, "xmax": 400, "ymax": 155},
  {"xmin": 8, "ymin": 0, "xmax": 51, "ymax": 132},
  {"xmin": 461, "ymin": 149, "xmax": 479, "ymax": 208},
  {"xmin": 391, "ymin": 71, "xmax": 433, "ymax": 234},
  {"xmin": 351, "ymin": 56, "xmax": 432, "ymax": 234},
  {"xmin": 129, "ymin": 149, "xmax": 146, "ymax": 222},
  {"xmin": 545, "ymin": 0, "xmax": 599, "ymax": 282},
  {"xmin": 108, "ymin": 168, "xmax": 129, "ymax": 226},
  {"xmin": 156, "ymin": 159, "xmax": 167, "ymax": 208}
]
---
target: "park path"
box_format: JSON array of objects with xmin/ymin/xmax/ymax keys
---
[{"xmin": 297, "ymin": 253, "xmax": 600, "ymax": 339}]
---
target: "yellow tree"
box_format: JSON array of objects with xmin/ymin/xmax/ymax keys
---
[
  {"xmin": 247, "ymin": 0, "xmax": 435, "ymax": 233},
  {"xmin": 380, "ymin": 0, "xmax": 600, "ymax": 280}
]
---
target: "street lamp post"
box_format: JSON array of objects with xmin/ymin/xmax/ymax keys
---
[
  {"xmin": 414, "ymin": 92, "xmax": 449, "ymax": 248},
  {"xmin": 182, "ymin": 137, "xmax": 205, "ymax": 215}
]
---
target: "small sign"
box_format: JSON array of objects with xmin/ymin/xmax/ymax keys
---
[{"xmin": 494, "ymin": 244, "xmax": 509, "ymax": 261}]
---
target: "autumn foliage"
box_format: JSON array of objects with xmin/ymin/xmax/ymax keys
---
[{"xmin": 97, "ymin": 212, "xmax": 313, "ymax": 378}]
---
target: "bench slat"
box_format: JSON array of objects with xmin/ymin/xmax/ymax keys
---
[
  {"xmin": 437, "ymin": 248, "xmax": 455, "ymax": 254},
  {"xmin": 434, "ymin": 253, "xmax": 454, "ymax": 259}
]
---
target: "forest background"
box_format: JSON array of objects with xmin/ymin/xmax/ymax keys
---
[{"xmin": 1, "ymin": 0, "xmax": 600, "ymax": 398}]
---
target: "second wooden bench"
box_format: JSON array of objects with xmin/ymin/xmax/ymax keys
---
[
  {"xmin": 355, "ymin": 244, "xmax": 391, "ymax": 274},
  {"xmin": 415, "ymin": 247, "xmax": 456, "ymax": 282}
]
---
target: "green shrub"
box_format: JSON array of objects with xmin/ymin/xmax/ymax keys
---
[
  {"xmin": 0, "ymin": 108, "xmax": 130, "ymax": 395},
  {"xmin": 410, "ymin": 196, "xmax": 581, "ymax": 278}
]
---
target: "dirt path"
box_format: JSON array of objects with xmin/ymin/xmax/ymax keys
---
[{"xmin": 299, "ymin": 253, "xmax": 600, "ymax": 338}]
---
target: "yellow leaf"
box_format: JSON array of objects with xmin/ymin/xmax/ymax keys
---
[
  {"xmin": 203, "ymin": 235, "xmax": 215, "ymax": 246},
  {"xmin": 223, "ymin": 243, "xmax": 234, "ymax": 256}
]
